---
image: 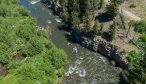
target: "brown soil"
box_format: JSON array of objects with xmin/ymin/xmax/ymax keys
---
[
  {"xmin": 15, "ymin": 53, "xmax": 25, "ymax": 62},
  {"xmin": 124, "ymin": 0, "xmax": 146, "ymax": 19},
  {"xmin": 0, "ymin": 64, "xmax": 8, "ymax": 76}
]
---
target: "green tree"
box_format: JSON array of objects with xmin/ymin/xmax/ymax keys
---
[
  {"xmin": 109, "ymin": 22, "xmax": 116, "ymax": 40},
  {"xmin": 99, "ymin": 0, "xmax": 104, "ymax": 9},
  {"xmin": 92, "ymin": 21, "xmax": 100, "ymax": 36},
  {"xmin": 99, "ymin": 23, "xmax": 103, "ymax": 34},
  {"xmin": 106, "ymin": 0, "xmax": 119, "ymax": 19}
]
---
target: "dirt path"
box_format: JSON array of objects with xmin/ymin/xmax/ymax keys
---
[
  {"xmin": 119, "ymin": 6, "xmax": 141, "ymax": 21},
  {"xmin": 104, "ymin": 0, "xmax": 141, "ymax": 21}
]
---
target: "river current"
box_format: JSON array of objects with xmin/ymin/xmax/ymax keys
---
[{"xmin": 20, "ymin": 0, "xmax": 119, "ymax": 84}]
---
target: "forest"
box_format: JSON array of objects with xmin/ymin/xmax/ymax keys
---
[
  {"xmin": 43, "ymin": 0, "xmax": 120, "ymax": 37},
  {"xmin": 0, "ymin": 0, "xmax": 67, "ymax": 84}
]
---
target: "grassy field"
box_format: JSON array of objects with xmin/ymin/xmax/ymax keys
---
[{"xmin": 124, "ymin": 0, "xmax": 146, "ymax": 19}]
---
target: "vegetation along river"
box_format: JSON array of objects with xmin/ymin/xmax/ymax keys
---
[{"xmin": 20, "ymin": 0, "xmax": 119, "ymax": 83}]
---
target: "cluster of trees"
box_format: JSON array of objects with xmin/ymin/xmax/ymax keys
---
[
  {"xmin": 106, "ymin": 0, "xmax": 120, "ymax": 19},
  {"xmin": 42, "ymin": 0, "xmax": 120, "ymax": 37},
  {"xmin": 60, "ymin": 0, "xmax": 100, "ymax": 32},
  {"xmin": 0, "ymin": 0, "xmax": 67, "ymax": 84},
  {"xmin": 43, "ymin": 0, "xmax": 101, "ymax": 36}
]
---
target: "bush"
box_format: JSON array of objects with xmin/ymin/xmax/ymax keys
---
[
  {"xmin": 0, "ymin": 5, "xmax": 8, "ymax": 17},
  {"xmin": 18, "ymin": 8, "xmax": 29, "ymax": 16},
  {"xmin": 16, "ymin": 25, "xmax": 34, "ymax": 41},
  {"xmin": 0, "ymin": 0, "xmax": 67, "ymax": 84},
  {"xmin": 129, "ymin": 4, "xmax": 136, "ymax": 8},
  {"xmin": 49, "ymin": 48, "xmax": 67, "ymax": 69},
  {"xmin": 127, "ymin": 51, "xmax": 141, "ymax": 68},
  {"xmin": 57, "ymin": 68, "xmax": 65, "ymax": 77},
  {"xmin": 139, "ymin": 34, "xmax": 146, "ymax": 43},
  {"xmin": 22, "ymin": 38, "xmax": 44, "ymax": 57},
  {"xmin": 134, "ymin": 20, "xmax": 146, "ymax": 34}
]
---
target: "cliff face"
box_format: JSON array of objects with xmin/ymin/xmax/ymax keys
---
[{"xmin": 72, "ymin": 29, "xmax": 128, "ymax": 68}]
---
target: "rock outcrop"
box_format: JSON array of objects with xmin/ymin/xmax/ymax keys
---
[
  {"xmin": 71, "ymin": 29, "xmax": 128, "ymax": 68},
  {"xmin": 42, "ymin": 0, "xmax": 63, "ymax": 15}
]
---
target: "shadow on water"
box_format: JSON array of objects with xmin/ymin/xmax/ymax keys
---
[
  {"xmin": 96, "ymin": 12, "xmax": 113, "ymax": 22},
  {"xmin": 118, "ymin": 73, "xmax": 128, "ymax": 84},
  {"xmin": 64, "ymin": 33, "xmax": 78, "ymax": 44},
  {"xmin": 57, "ymin": 24, "xmax": 71, "ymax": 32},
  {"xmin": 57, "ymin": 25, "xmax": 79, "ymax": 44}
]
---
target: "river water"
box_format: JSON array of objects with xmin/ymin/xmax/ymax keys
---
[{"xmin": 20, "ymin": 0, "xmax": 119, "ymax": 84}]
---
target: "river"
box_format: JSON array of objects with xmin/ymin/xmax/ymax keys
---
[{"xmin": 20, "ymin": 0, "xmax": 119, "ymax": 83}]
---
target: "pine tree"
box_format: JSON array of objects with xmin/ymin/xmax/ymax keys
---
[
  {"xmin": 99, "ymin": 0, "xmax": 104, "ymax": 9},
  {"xmin": 109, "ymin": 22, "xmax": 116, "ymax": 40},
  {"xmin": 92, "ymin": 21, "xmax": 100, "ymax": 36},
  {"xmin": 106, "ymin": 0, "xmax": 119, "ymax": 19}
]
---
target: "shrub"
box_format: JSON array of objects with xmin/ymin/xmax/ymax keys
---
[{"xmin": 129, "ymin": 4, "xmax": 136, "ymax": 8}]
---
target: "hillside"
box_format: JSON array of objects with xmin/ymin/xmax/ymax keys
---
[{"xmin": 0, "ymin": 0, "xmax": 67, "ymax": 84}]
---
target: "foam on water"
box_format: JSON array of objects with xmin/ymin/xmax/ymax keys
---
[
  {"xmin": 100, "ymin": 56, "xmax": 106, "ymax": 62},
  {"xmin": 48, "ymin": 5, "xmax": 51, "ymax": 8},
  {"xmin": 30, "ymin": 0, "xmax": 40, "ymax": 5},
  {"xmin": 48, "ymin": 20, "xmax": 52, "ymax": 24},
  {"xmin": 55, "ymin": 18, "xmax": 62, "ymax": 23},
  {"xmin": 49, "ymin": 13, "xmax": 52, "ymax": 15},
  {"xmin": 68, "ymin": 65, "xmax": 75, "ymax": 74},
  {"xmin": 78, "ymin": 68, "xmax": 86, "ymax": 77},
  {"xmin": 75, "ymin": 58, "xmax": 83, "ymax": 64}
]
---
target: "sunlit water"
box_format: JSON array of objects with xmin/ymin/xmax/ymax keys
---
[{"xmin": 20, "ymin": 0, "xmax": 119, "ymax": 83}]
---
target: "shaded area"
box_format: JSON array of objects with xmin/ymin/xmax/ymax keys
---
[
  {"xmin": 64, "ymin": 33, "xmax": 79, "ymax": 44},
  {"xmin": 14, "ymin": 52, "xmax": 25, "ymax": 62},
  {"xmin": 101, "ymin": 32, "xmax": 111, "ymax": 41},
  {"xmin": 96, "ymin": 12, "xmax": 113, "ymax": 22},
  {"xmin": 57, "ymin": 24, "xmax": 72, "ymax": 32},
  {"xmin": 57, "ymin": 25, "xmax": 79, "ymax": 44}
]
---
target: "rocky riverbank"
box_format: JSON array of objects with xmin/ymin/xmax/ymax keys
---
[{"xmin": 71, "ymin": 29, "xmax": 128, "ymax": 68}]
